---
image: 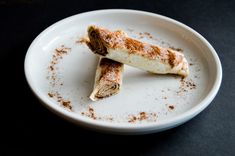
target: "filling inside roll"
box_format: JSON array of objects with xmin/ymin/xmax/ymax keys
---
[{"xmin": 87, "ymin": 28, "xmax": 108, "ymax": 56}]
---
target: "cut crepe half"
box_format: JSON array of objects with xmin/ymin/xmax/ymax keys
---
[
  {"xmin": 90, "ymin": 57, "xmax": 124, "ymax": 101},
  {"xmin": 86, "ymin": 25, "xmax": 189, "ymax": 77}
]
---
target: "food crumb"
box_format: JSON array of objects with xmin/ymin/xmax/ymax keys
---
[
  {"xmin": 139, "ymin": 112, "xmax": 148, "ymax": 120},
  {"xmin": 168, "ymin": 105, "xmax": 175, "ymax": 110},
  {"xmin": 49, "ymin": 66, "xmax": 54, "ymax": 71},
  {"xmin": 62, "ymin": 101, "xmax": 72, "ymax": 110},
  {"xmin": 48, "ymin": 93, "xmax": 53, "ymax": 98}
]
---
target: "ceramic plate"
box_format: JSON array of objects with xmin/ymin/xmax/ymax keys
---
[{"xmin": 24, "ymin": 9, "xmax": 222, "ymax": 134}]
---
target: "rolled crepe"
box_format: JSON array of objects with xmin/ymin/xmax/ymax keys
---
[
  {"xmin": 86, "ymin": 25, "xmax": 189, "ymax": 77},
  {"xmin": 90, "ymin": 57, "xmax": 124, "ymax": 101}
]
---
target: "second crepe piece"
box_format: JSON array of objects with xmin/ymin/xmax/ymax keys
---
[
  {"xmin": 87, "ymin": 25, "xmax": 189, "ymax": 77},
  {"xmin": 90, "ymin": 57, "xmax": 124, "ymax": 101}
]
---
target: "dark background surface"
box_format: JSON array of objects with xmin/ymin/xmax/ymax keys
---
[{"xmin": 1, "ymin": 0, "xmax": 235, "ymax": 155}]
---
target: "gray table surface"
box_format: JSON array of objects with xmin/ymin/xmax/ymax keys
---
[{"xmin": 1, "ymin": 0, "xmax": 234, "ymax": 155}]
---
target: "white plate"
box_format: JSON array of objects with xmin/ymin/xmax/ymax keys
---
[{"xmin": 24, "ymin": 9, "xmax": 222, "ymax": 134}]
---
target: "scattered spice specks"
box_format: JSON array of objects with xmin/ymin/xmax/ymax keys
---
[
  {"xmin": 81, "ymin": 107, "xmax": 97, "ymax": 120},
  {"xmin": 128, "ymin": 112, "xmax": 157, "ymax": 123},
  {"xmin": 177, "ymin": 78, "xmax": 197, "ymax": 94},
  {"xmin": 47, "ymin": 45, "xmax": 72, "ymax": 110},
  {"xmin": 48, "ymin": 45, "xmax": 71, "ymax": 86},
  {"xmin": 48, "ymin": 91, "xmax": 72, "ymax": 110},
  {"xmin": 81, "ymin": 107, "xmax": 115, "ymax": 122}
]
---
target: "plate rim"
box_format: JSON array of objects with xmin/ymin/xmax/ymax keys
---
[{"xmin": 24, "ymin": 9, "xmax": 222, "ymax": 133}]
